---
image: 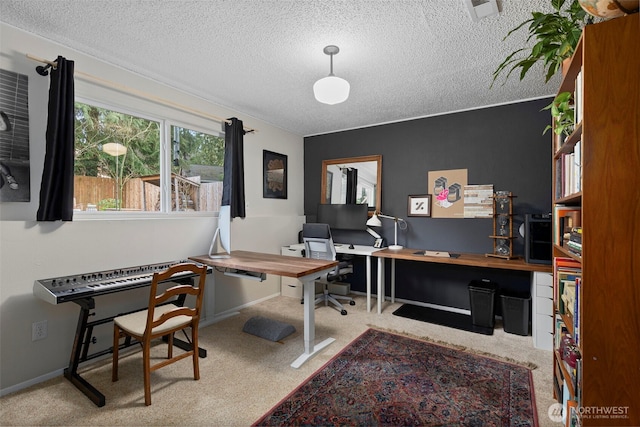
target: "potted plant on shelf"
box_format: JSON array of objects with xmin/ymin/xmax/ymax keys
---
[
  {"xmin": 542, "ymin": 91, "xmax": 575, "ymax": 148},
  {"xmin": 491, "ymin": 0, "xmax": 589, "ymax": 87}
]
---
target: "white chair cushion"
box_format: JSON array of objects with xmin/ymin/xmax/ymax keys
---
[{"xmin": 114, "ymin": 304, "xmax": 192, "ymax": 336}]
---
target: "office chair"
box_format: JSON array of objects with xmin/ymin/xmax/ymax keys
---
[
  {"xmin": 302, "ymin": 223, "xmax": 355, "ymax": 315},
  {"xmin": 112, "ymin": 263, "xmax": 207, "ymax": 406}
]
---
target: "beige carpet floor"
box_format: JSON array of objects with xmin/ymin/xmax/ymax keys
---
[{"xmin": 0, "ymin": 295, "xmax": 558, "ymax": 426}]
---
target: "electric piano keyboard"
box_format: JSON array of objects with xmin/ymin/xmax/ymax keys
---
[{"xmin": 33, "ymin": 260, "xmax": 208, "ymax": 304}]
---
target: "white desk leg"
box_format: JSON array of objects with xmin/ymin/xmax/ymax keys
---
[
  {"xmin": 290, "ymin": 277, "xmax": 335, "ymax": 369},
  {"xmin": 366, "ymin": 255, "xmax": 371, "ymax": 312},
  {"xmin": 377, "ymin": 257, "xmax": 385, "ymax": 314},
  {"xmin": 391, "ymin": 258, "xmax": 396, "ymax": 304}
]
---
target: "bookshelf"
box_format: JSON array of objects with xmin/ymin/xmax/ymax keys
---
[{"xmin": 551, "ymin": 14, "xmax": 639, "ymax": 426}]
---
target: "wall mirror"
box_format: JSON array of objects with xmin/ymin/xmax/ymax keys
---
[{"xmin": 321, "ymin": 155, "xmax": 382, "ymax": 214}]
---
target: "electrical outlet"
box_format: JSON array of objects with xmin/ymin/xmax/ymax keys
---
[{"xmin": 32, "ymin": 320, "xmax": 48, "ymax": 341}]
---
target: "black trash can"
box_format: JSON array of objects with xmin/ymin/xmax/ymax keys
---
[
  {"xmin": 500, "ymin": 292, "xmax": 531, "ymax": 336},
  {"xmin": 468, "ymin": 279, "xmax": 498, "ymax": 328}
]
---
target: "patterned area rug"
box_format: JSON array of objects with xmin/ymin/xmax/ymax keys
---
[{"xmin": 254, "ymin": 328, "xmax": 538, "ymax": 426}]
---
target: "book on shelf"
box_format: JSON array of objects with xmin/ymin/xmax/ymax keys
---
[
  {"xmin": 566, "ymin": 226, "xmax": 582, "ymax": 254},
  {"xmin": 558, "ymin": 277, "xmax": 578, "ymax": 316},
  {"xmin": 554, "ymin": 206, "xmax": 582, "ymax": 246},
  {"xmin": 564, "ymin": 153, "xmax": 573, "ymax": 196},
  {"xmin": 558, "ymin": 331, "xmax": 581, "ymax": 413},
  {"xmin": 561, "ymin": 280, "xmax": 576, "ymax": 315},
  {"xmin": 573, "ymin": 141, "xmax": 581, "ymax": 193},
  {"xmin": 555, "ymin": 157, "xmax": 563, "ymax": 199},
  {"xmin": 575, "ymin": 357, "xmax": 582, "ymax": 407},
  {"xmin": 562, "ymin": 222, "xmax": 580, "ymax": 246},
  {"xmin": 554, "ymin": 257, "xmax": 581, "ymax": 269},
  {"xmin": 553, "ymin": 257, "xmax": 581, "ymax": 317},
  {"xmin": 555, "ymin": 315, "xmax": 567, "ymax": 349},
  {"xmin": 569, "ymin": 227, "xmax": 582, "ymax": 243},
  {"xmin": 574, "ymin": 277, "xmax": 580, "ymax": 346},
  {"xmin": 554, "ymin": 144, "xmax": 582, "ymax": 198},
  {"xmin": 562, "ymin": 381, "xmax": 571, "ymax": 424},
  {"xmin": 566, "ymin": 240, "xmax": 582, "ymax": 257},
  {"xmin": 574, "ymin": 69, "xmax": 583, "ymax": 125},
  {"xmin": 563, "ymin": 360, "xmax": 579, "ymax": 390},
  {"xmin": 568, "ymin": 399, "xmax": 580, "ymax": 427},
  {"xmin": 553, "ymin": 370, "xmax": 564, "ymax": 403}
]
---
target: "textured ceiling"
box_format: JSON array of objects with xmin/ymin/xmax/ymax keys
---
[{"xmin": 0, "ymin": 0, "xmax": 559, "ymax": 136}]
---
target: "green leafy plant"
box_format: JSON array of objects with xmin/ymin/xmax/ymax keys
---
[
  {"xmin": 542, "ymin": 91, "xmax": 575, "ymax": 137},
  {"xmin": 98, "ymin": 198, "xmax": 119, "ymax": 210},
  {"xmin": 492, "ymin": 0, "xmax": 589, "ymax": 87}
]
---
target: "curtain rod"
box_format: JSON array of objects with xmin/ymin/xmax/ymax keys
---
[{"xmin": 26, "ymin": 54, "xmax": 256, "ymax": 133}]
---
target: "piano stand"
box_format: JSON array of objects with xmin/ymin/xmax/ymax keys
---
[
  {"xmin": 66, "ymin": 285, "xmax": 206, "ymax": 407},
  {"xmin": 65, "ymin": 298, "xmax": 106, "ymax": 407}
]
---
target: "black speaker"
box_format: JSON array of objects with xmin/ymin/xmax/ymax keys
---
[{"xmin": 525, "ymin": 214, "xmax": 552, "ymax": 264}]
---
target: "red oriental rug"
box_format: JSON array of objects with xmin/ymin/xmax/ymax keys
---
[{"xmin": 254, "ymin": 328, "xmax": 538, "ymax": 426}]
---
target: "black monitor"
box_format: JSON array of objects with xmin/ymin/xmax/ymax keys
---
[{"xmin": 317, "ymin": 203, "xmax": 368, "ymax": 231}]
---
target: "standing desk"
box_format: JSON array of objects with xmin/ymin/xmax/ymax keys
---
[
  {"xmin": 283, "ymin": 243, "xmax": 383, "ymax": 312},
  {"xmin": 372, "ymin": 248, "xmax": 552, "ymax": 314},
  {"xmin": 190, "ymin": 251, "xmax": 338, "ymax": 368}
]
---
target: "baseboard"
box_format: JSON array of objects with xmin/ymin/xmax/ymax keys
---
[
  {"xmin": 201, "ymin": 292, "xmax": 280, "ymax": 327},
  {"xmin": 0, "ymin": 368, "xmax": 64, "ymax": 397}
]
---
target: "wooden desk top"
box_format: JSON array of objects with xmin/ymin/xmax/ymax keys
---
[
  {"xmin": 372, "ymin": 248, "xmax": 552, "ymax": 273},
  {"xmin": 190, "ymin": 250, "xmax": 338, "ymax": 279}
]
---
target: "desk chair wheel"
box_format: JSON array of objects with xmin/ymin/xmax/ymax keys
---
[
  {"xmin": 340, "ymin": 309, "xmax": 347, "ymax": 315},
  {"xmin": 349, "ymin": 300, "xmax": 355, "ymax": 306}
]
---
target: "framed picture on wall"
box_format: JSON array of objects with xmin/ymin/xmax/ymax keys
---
[
  {"xmin": 263, "ymin": 150, "xmax": 287, "ymax": 199},
  {"xmin": 0, "ymin": 69, "xmax": 31, "ymax": 203},
  {"xmin": 408, "ymin": 194, "xmax": 431, "ymax": 217}
]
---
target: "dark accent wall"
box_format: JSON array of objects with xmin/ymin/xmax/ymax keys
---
[
  {"xmin": 304, "ymin": 99, "xmax": 553, "ymax": 308},
  {"xmin": 305, "ymin": 99, "xmax": 553, "ymax": 253}
]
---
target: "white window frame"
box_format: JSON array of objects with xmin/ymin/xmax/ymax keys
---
[{"xmin": 73, "ymin": 95, "xmax": 224, "ymax": 220}]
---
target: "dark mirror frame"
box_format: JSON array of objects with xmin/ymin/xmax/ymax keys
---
[{"xmin": 320, "ymin": 155, "xmax": 382, "ymax": 215}]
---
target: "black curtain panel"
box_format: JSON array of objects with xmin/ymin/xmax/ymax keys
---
[
  {"xmin": 345, "ymin": 167, "xmax": 358, "ymax": 204},
  {"xmin": 222, "ymin": 117, "xmax": 246, "ymax": 218},
  {"xmin": 36, "ymin": 56, "xmax": 75, "ymax": 221}
]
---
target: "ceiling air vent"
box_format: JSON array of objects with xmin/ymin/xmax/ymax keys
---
[{"xmin": 463, "ymin": 0, "xmax": 499, "ymax": 22}]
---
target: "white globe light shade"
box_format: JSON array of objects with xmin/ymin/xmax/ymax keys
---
[
  {"xmin": 313, "ymin": 75, "xmax": 350, "ymax": 105},
  {"xmin": 102, "ymin": 142, "xmax": 127, "ymax": 156}
]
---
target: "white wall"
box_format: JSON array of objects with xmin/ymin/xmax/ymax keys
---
[{"xmin": 0, "ymin": 23, "xmax": 305, "ymax": 393}]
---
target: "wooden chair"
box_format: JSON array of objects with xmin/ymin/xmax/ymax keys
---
[{"xmin": 112, "ymin": 262, "xmax": 207, "ymax": 406}]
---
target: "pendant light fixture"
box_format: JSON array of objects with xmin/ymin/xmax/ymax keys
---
[{"xmin": 313, "ymin": 45, "xmax": 350, "ymax": 105}]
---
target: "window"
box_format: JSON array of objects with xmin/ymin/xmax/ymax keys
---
[
  {"xmin": 73, "ymin": 101, "xmax": 224, "ymax": 214},
  {"xmin": 168, "ymin": 125, "xmax": 225, "ymax": 212},
  {"xmin": 357, "ymin": 179, "xmax": 375, "ymax": 207}
]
